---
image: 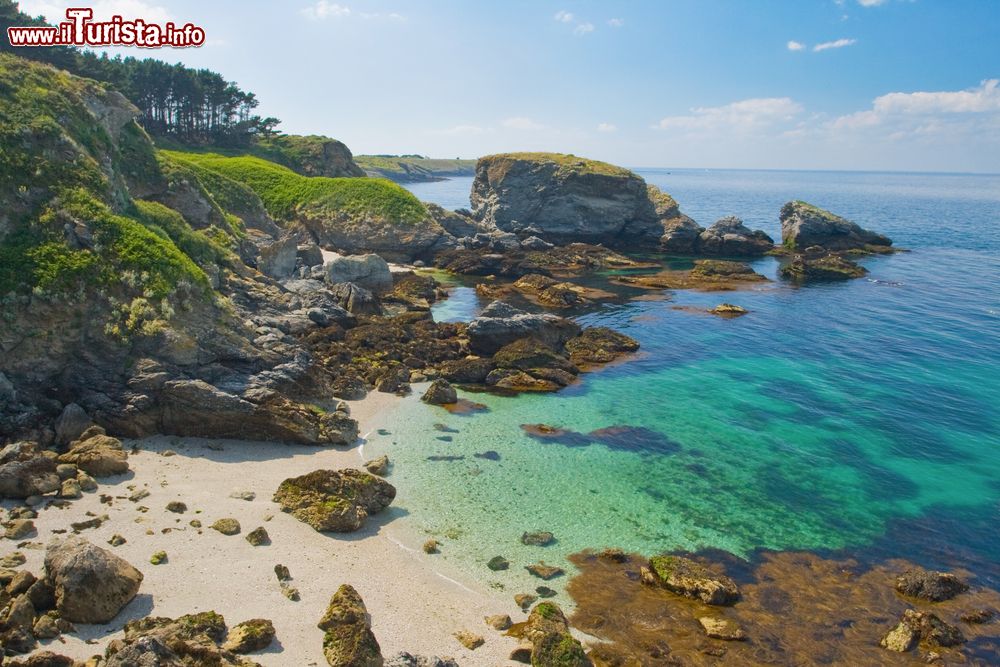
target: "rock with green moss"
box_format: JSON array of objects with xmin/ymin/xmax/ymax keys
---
[
  {"xmin": 317, "ymin": 584, "xmax": 383, "ymax": 667},
  {"xmin": 149, "ymin": 551, "xmax": 167, "ymax": 565},
  {"xmin": 513, "ymin": 602, "xmax": 590, "ymax": 667},
  {"xmin": 108, "ymin": 611, "xmax": 260, "ymax": 666},
  {"xmin": 223, "ymin": 618, "xmax": 276, "ymax": 654},
  {"xmin": 644, "ymin": 555, "xmax": 740, "ymax": 606},
  {"xmin": 273, "ymin": 469, "xmax": 396, "ymax": 533},
  {"xmin": 564, "ymin": 327, "xmax": 639, "ymax": 367},
  {"xmin": 779, "ymin": 253, "xmax": 867, "ymax": 282},
  {"xmin": 211, "ymin": 518, "xmax": 242, "ymax": 536},
  {"xmin": 780, "ymin": 200, "xmax": 892, "ymax": 252}
]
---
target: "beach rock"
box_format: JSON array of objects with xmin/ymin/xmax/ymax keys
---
[
  {"xmin": 324, "ymin": 253, "xmax": 393, "ymax": 293},
  {"xmin": 710, "ymin": 303, "xmax": 749, "ymax": 317},
  {"xmin": 54, "ymin": 403, "xmax": 95, "ymax": 446},
  {"xmin": 564, "ymin": 327, "xmax": 639, "ymax": 366},
  {"xmin": 273, "ymin": 469, "xmax": 396, "ymax": 533},
  {"xmin": 645, "ymin": 555, "xmax": 740, "ymax": 605},
  {"xmin": 274, "ymin": 564, "xmax": 291, "ymax": 582},
  {"xmin": 521, "ymin": 531, "xmax": 555, "ymax": 546},
  {"xmin": 699, "ymin": 617, "xmax": 746, "ymax": 641},
  {"xmin": 56, "ymin": 463, "xmax": 78, "ymax": 480},
  {"xmin": 485, "ymin": 614, "xmax": 512, "ymax": 631},
  {"xmin": 211, "ymin": 518, "xmax": 242, "ymax": 535},
  {"xmin": 5, "ymin": 519, "xmax": 36, "ymax": 540},
  {"xmin": 5, "ymin": 652, "xmax": 77, "ymax": 667},
  {"xmin": 698, "ymin": 216, "xmax": 774, "ymax": 256},
  {"xmin": 422, "ymin": 540, "xmax": 440, "ymax": 554},
  {"xmin": 526, "ymin": 562, "xmax": 564, "ymax": 580},
  {"xmin": 895, "ymin": 569, "xmax": 969, "ymax": 602},
  {"xmin": 317, "ymin": 584, "xmax": 383, "ymax": 667},
  {"xmin": 659, "ymin": 214, "xmax": 703, "ymax": 254},
  {"xmin": 106, "ymin": 611, "xmax": 256, "ymax": 666},
  {"xmin": 44, "ymin": 536, "xmax": 143, "ymax": 623},
  {"xmin": 0, "ymin": 551, "xmax": 26, "ymax": 568},
  {"xmin": 779, "ymin": 253, "xmax": 867, "ymax": 281},
  {"xmin": 76, "ymin": 472, "xmax": 98, "ymax": 492},
  {"xmin": 298, "ymin": 243, "xmax": 325, "ymax": 268},
  {"xmin": 330, "ymin": 282, "xmax": 382, "ymax": 315},
  {"xmin": 245, "ymin": 527, "xmax": 270, "ymax": 546},
  {"xmin": 223, "ymin": 618, "xmax": 276, "ymax": 654},
  {"xmin": 881, "ymin": 609, "xmax": 965, "ymax": 652},
  {"xmin": 495, "ymin": 338, "xmax": 578, "ymax": 375},
  {"xmin": 166, "ymin": 501, "xmax": 187, "ymax": 514},
  {"xmin": 519, "ymin": 602, "xmax": 590, "ymax": 667},
  {"xmin": 437, "ymin": 358, "xmax": 495, "ymax": 384},
  {"xmin": 515, "ymin": 593, "xmax": 538, "ymax": 610},
  {"xmin": 521, "ymin": 235, "xmax": 554, "ymax": 250},
  {"xmin": 149, "ymin": 550, "xmax": 167, "ymax": 565},
  {"xmin": 467, "ymin": 301, "xmax": 580, "ymax": 355},
  {"xmin": 57, "ymin": 433, "xmax": 129, "ymax": 478},
  {"xmin": 453, "ymin": 630, "xmax": 484, "ymax": 650},
  {"xmin": 780, "ymin": 200, "xmax": 892, "ymax": 251},
  {"xmin": 486, "ymin": 369, "xmax": 560, "ymax": 392},
  {"xmin": 364, "ymin": 455, "xmax": 390, "ymax": 476},
  {"xmin": 385, "ymin": 654, "xmax": 458, "ymax": 667},
  {"xmin": 0, "ymin": 454, "xmax": 60, "ymax": 499},
  {"xmin": 60, "ymin": 478, "xmax": 83, "ymax": 499},
  {"xmin": 471, "ymin": 153, "xmax": 677, "ymax": 249},
  {"xmin": 421, "ymin": 379, "xmax": 457, "ymax": 405}
]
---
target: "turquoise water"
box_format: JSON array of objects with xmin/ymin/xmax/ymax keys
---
[{"xmin": 373, "ymin": 170, "xmax": 1000, "ymax": 597}]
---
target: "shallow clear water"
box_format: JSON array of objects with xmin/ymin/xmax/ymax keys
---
[{"xmin": 377, "ymin": 170, "xmax": 1000, "ymax": 597}]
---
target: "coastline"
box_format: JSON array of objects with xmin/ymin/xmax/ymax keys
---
[{"xmin": 11, "ymin": 390, "xmax": 521, "ymax": 665}]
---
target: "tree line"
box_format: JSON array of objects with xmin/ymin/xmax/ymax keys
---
[{"xmin": 0, "ymin": 1, "xmax": 280, "ymax": 147}]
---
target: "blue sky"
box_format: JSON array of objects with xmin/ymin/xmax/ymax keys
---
[{"xmin": 18, "ymin": 0, "xmax": 1000, "ymax": 171}]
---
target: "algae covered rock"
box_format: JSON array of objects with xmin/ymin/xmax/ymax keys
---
[
  {"xmin": 274, "ymin": 469, "xmax": 396, "ymax": 532},
  {"xmin": 895, "ymin": 568, "xmax": 969, "ymax": 602},
  {"xmin": 223, "ymin": 618, "xmax": 276, "ymax": 654},
  {"xmin": 880, "ymin": 609, "xmax": 965, "ymax": 652},
  {"xmin": 780, "ymin": 200, "xmax": 892, "ymax": 251},
  {"xmin": 211, "ymin": 518, "xmax": 242, "ymax": 536},
  {"xmin": 644, "ymin": 554, "xmax": 740, "ymax": 606},
  {"xmin": 318, "ymin": 584, "xmax": 383, "ymax": 667},
  {"xmin": 44, "ymin": 536, "xmax": 143, "ymax": 623},
  {"xmin": 106, "ymin": 610, "xmax": 261, "ymax": 666},
  {"xmin": 516, "ymin": 602, "xmax": 590, "ymax": 667},
  {"xmin": 564, "ymin": 327, "xmax": 639, "ymax": 366},
  {"xmin": 779, "ymin": 253, "xmax": 867, "ymax": 282},
  {"xmin": 421, "ymin": 379, "xmax": 457, "ymax": 405}
]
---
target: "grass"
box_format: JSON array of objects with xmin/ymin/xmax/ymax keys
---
[
  {"xmin": 132, "ymin": 199, "xmax": 231, "ymax": 267},
  {"xmin": 161, "ymin": 150, "xmax": 427, "ymax": 224},
  {"xmin": 355, "ymin": 154, "xmax": 475, "ymax": 180},
  {"xmin": 480, "ymin": 152, "xmax": 635, "ymax": 178}
]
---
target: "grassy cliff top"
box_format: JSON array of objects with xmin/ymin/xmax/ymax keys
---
[
  {"xmin": 478, "ymin": 152, "xmax": 635, "ymax": 178},
  {"xmin": 161, "ymin": 151, "xmax": 427, "ymax": 224},
  {"xmin": 355, "ymin": 155, "xmax": 476, "ymax": 182}
]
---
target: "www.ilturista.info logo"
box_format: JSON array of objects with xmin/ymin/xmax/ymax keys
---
[{"xmin": 7, "ymin": 7, "xmax": 205, "ymax": 48}]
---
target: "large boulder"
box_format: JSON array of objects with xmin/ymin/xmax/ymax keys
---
[
  {"xmin": 318, "ymin": 585, "xmax": 383, "ymax": 667},
  {"xmin": 466, "ymin": 301, "xmax": 581, "ymax": 356},
  {"xmin": 54, "ymin": 403, "xmax": 95, "ymax": 446},
  {"xmin": 421, "ymin": 379, "xmax": 457, "ymax": 405},
  {"xmin": 516, "ymin": 602, "xmax": 590, "ymax": 667},
  {"xmin": 57, "ymin": 430, "xmax": 129, "ymax": 478},
  {"xmin": 780, "ymin": 201, "xmax": 892, "ymax": 251},
  {"xmin": 643, "ymin": 555, "xmax": 740, "ymax": 606},
  {"xmin": 0, "ymin": 449, "xmax": 60, "ymax": 498},
  {"xmin": 471, "ymin": 153, "xmax": 683, "ymax": 249},
  {"xmin": 329, "ymin": 282, "xmax": 382, "ymax": 316},
  {"xmin": 44, "ymin": 537, "xmax": 143, "ymax": 623},
  {"xmin": 697, "ymin": 216, "xmax": 774, "ymax": 256},
  {"xmin": 257, "ymin": 235, "xmax": 299, "ymax": 280},
  {"xmin": 324, "ymin": 254, "xmax": 393, "ymax": 293},
  {"xmin": 273, "ymin": 469, "xmax": 396, "ymax": 532}
]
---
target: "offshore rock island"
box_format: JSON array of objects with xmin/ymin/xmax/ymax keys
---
[{"xmin": 0, "ymin": 31, "xmax": 997, "ymax": 667}]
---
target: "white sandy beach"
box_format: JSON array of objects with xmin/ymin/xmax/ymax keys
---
[{"xmin": 5, "ymin": 390, "xmax": 524, "ymax": 665}]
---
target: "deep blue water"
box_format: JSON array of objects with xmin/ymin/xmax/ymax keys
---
[{"xmin": 385, "ymin": 170, "xmax": 1000, "ymax": 593}]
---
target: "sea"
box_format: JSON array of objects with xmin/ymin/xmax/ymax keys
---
[{"xmin": 362, "ymin": 169, "xmax": 1000, "ymax": 601}]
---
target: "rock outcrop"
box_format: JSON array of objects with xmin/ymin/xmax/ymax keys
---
[
  {"xmin": 274, "ymin": 469, "xmax": 396, "ymax": 532},
  {"xmin": 880, "ymin": 609, "xmax": 964, "ymax": 652},
  {"xmin": 779, "ymin": 251, "xmax": 867, "ymax": 282},
  {"xmin": 471, "ymin": 153, "xmax": 690, "ymax": 249},
  {"xmin": 697, "ymin": 216, "xmax": 774, "ymax": 256},
  {"xmin": 57, "ymin": 428, "xmax": 129, "ymax": 477},
  {"xmin": 44, "ymin": 537, "xmax": 143, "ymax": 623},
  {"xmin": 105, "ymin": 611, "xmax": 262, "ymax": 666},
  {"xmin": 642, "ymin": 554, "xmax": 740, "ymax": 606},
  {"xmin": 467, "ymin": 301, "xmax": 581, "ymax": 355},
  {"xmin": 324, "ymin": 254, "xmax": 393, "ymax": 293},
  {"xmin": 421, "ymin": 379, "xmax": 457, "ymax": 405},
  {"xmin": 894, "ymin": 568, "xmax": 969, "ymax": 602},
  {"xmin": 0, "ymin": 444, "xmax": 60, "ymax": 498},
  {"xmin": 318, "ymin": 585, "xmax": 383, "ymax": 667},
  {"xmin": 513, "ymin": 602, "xmax": 590, "ymax": 667},
  {"xmin": 780, "ymin": 200, "xmax": 892, "ymax": 252}
]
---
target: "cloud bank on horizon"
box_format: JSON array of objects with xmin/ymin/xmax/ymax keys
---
[{"xmin": 15, "ymin": 0, "xmax": 1000, "ymax": 172}]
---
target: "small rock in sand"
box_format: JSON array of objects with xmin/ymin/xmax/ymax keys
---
[
  {"xmin": 245, "ymin": 527, "xmax": 270, "ymax": 546},
  {"xmin": 223, "ymin": 618, "xmax": 276, "ymax": 654},
  {"xmin": 107, "ymin": 534, "xmax": 126, "ymax": 547},
  {"xmin": 149, "ymin": 550, "xmax": 167, "ymax": 565},
  {"xmin": 5, "ymin": 520, "xmax": 36, "ymax": 540},
  {"xmin": 165, "ymin": 501, "xmax": 187, "ymax": 514},
  {"xmin": 453, "ymin": 630, "xmax": 484, "ymax": 650},
  {"xmin": 280, "ymin": 582, "xmax": 300, "ymax": 601},
  {"xmin": 364, "ymin": 455, "xmax": 389, "ymax": 476},
  {"xmin": 211, "ymin": 518, "xmax": 241, "ymax": 535},
  {"xmin": 274, "ymin": 564, "xmax": 291, "ymax": 581},
  {"xmin": 487, "ymin": 556, "xmax": 509, "ymax": 571},
  {"xmin": 514, "ymin": 593, "xmax": 537, "ymax": 610},
  {"xmin": 423, "ymin": 539, "xmax": 440, "ymax": 554},
  {"xmin": 521, "ymin": 531, "xmax": 555, "ymax": 546},
  {"xmin": 484, "ymin": 614, "xmax": 512, "ymax": 631},
  {"xmin": 525, "ymin": 562, "xmax": 564, "ymax": 580},
  {"xmin": 77, "ymin": 472, "xmax": 97, "ymax": 492},
  {"xmin": 229, "ymin": 490, "xmax": 256, "ymax": 502}
]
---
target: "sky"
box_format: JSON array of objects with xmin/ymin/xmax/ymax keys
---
[{"xmin": 16, "ymin": 0, "xmax": 1000, "ymax": 172}]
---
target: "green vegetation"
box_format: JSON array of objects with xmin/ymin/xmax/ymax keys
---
[
  {"xmin": 252, "ymin": 135, "xmax": 363, "ymax": 177},
  {"xmin": 648, "ymin": 555, "xmax": 676, "ymax": 581},
  {"xmin": 162, "ymin": 150, "xmax": 427, "ymax": 224},
  {"xmin": 132, "ymin": 200, "xmax": 231, "ymax": 268},
  {"xmin": 355, "ymin": 154, "xmax": 475, "ymax": 182},
  {"xmin": 482, "ymin": 152, "xmax": 635, "ymax": 178}
]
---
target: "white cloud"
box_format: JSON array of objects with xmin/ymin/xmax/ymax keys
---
[
  {"xmin": 813, "ymin": 38, "xmax": 856, "ymax": 51},
  {"xmin": 573, "ymin": 22, "xmax": 595, "ymax": 35},
  {"xmin": 656, "ymin": 97, "xmax": 804, "ymax": 132},
  {"xmin": 787, "ymin": 40, "xmax": 805, "ymax": 51},
  {"xmin": 857, "ymin": 0, "xmax": 889, "ymax": 6},
  {"xmin": 832, "ymin": 79, "xmax": 1000, "ymax": 130},
  {"xmin": 359, "ymin": 11, "xmax": 404, "ymax": 20},
  {"xmin": 301, "ymin": 1, "xmax": 351, "ymax": 20},
  {"xmin": 19, "ymin": 0, "xmax": 171, "ymax": 23},
  {"xmin": 502, "ymin": 117, "xmax": 545, "ymax": 131},
  {"xmin": 608, "ymin": 18, "xmax": 624, "ymax": 28},
  {"xmin": 554, "ymin": 10, "xmax": 574, "ymax": 23},
  {"xmin": 597, "ymin": 122, "xmax": 617, "ymax": 132}
]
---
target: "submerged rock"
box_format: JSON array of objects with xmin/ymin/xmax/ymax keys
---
[
  {"xmin": 364, "ymin": 455, "xmax": 390, "ymax": 476},
  {"xmin": 318, "ymin": 584, "xmax": 383, "ymax": 667},
  {"xmin": 44, "ymin": 536, "xmax": 143, "ymax": 623},
  {"xmin": 780, "ymin": 200, "xmax": 892, "ymax": 252},
  {"xmin": 880, "ymin": 609, "xmax": 965, "ymax": 652},
  {"xmin": 644, "ymin": 554, "xmax": 740, "ymax": 606},
  {"xmin": 526, "ymin": 562, "xmax": 565, "ymax": 580},
  {"xmin": 274, "ymin": 469, "xmax": 396, "ymax": 532},
  {"xmin": 895, "ymin": 568, "xmax": 969, "ymax": 602},
  {"xmin": 779, "ymin": 252, "xmax": 867, "ymax": 282},
  {"xmin": 699, "ymin": 616, "xmax": 746, "ymax": 641}
]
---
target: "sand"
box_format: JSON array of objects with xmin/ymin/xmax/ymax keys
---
[{"xmin": 5, "ymin": 390, "xmax": 523, "ymax": 665}]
